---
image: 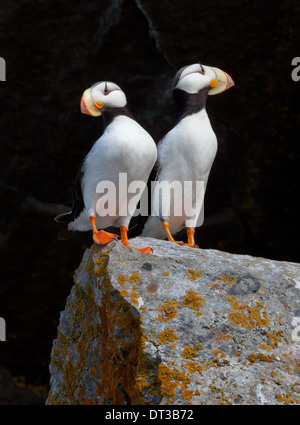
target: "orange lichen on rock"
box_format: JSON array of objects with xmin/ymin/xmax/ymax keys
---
[
  {"xmin": 182, "ymin": 289, "xmax": 206, "ymax": 317},
  {"xmin": 227, "ymin": 296, "xmax": 270, "ymax": 329},
  {"xmin": 259, "ymin": 330, "xmax": 284, "ymax": 351},
  {"xmin": 94, "ymin": 253, "xmax": 143, "ymax": 405},
  {"xmin": 275, "ymin": 392, "xmax": 295, "ymax": 403},
  {"xmin": 220, "ymin": 273, "xmax": 237, "ymax": 286},
  {"xmin": 117, "ymin": 272, "xmax": 141, "ymax": 286},
  {"xmin": 130, "ymin": 291, "xmax": 140, "ymax": 306},
  {"xmin": 161, "ymin": 271, "xmax": 170, "ymax": 276},
  {"xmin": 247, "ymin": 353, "xmax": 275, "ymax": 363},
  {"xmin": 155, "ymin": 300, "xmax": 179, "ymax": 322},
  {"xmin": 182, "ymin": 346, "xmax": 199, "ymax": 359},
  {"xmin": 183, "ymin": 361, "xmax": 204, "ymax": 376},
  {"xmin": 158, "ymin": 328, "xmax": 178, "ymax": 345},
  {"xmin": 185, "ymin": 269, "xmax": 203, "ymax": 280},
  {"xmin": 157, "ymin": 363, "xmax": 192, "ymax": 403}
]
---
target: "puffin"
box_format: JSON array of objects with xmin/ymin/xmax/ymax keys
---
[
  {"xmin": 55, "ymin": 81, "xmax": 157, "ymax": 254},
  {"xmin": 141, "ymin": 63, "xmax": 234, "ymax": 247}
]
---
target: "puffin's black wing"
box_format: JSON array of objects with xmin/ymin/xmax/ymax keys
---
[{"xmin": 54, "ymin": 161, "xmax": 85, "ymax": 239}]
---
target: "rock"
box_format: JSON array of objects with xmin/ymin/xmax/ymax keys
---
[{"xmin": 47, "ymin": 237, "xmax": 300, "ymax": 405}]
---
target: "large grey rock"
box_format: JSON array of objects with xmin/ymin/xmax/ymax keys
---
[{"xmin": 47, "ymin": 237, "xmax": 300, "ymax": 405}]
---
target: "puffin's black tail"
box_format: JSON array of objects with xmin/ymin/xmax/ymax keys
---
[
  {"xmin": 54, "ymin": 211, "xmax": 79, "ymax": 240},
  {"xmin": 57, "ymin": 223, "xmax": 79, "ymax": 240},
  {"xmin": 54, "ymin": 211, "xmax": 73, "ymax": 223}
]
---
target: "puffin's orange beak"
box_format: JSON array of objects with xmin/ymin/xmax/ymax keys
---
[
  {"xmin": 207, "ymin": 66, "xmax": 235, "ymax": 95},
  {"xmin": 80, "ymin": 95, "xmax": 92, "ymax": 115},
  {"xmin": 80, "ymin": 88, "xmax": 102, "ymax": 116}
]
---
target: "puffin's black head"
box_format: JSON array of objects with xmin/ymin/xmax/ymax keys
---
[{"xmin": 173, "ymin": 63, "xmax": 234, "ymax": 96}]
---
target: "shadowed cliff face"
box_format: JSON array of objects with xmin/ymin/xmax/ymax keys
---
[{"xmin": 0, "ymin": 0, "xmax": 299, "ymax": 399}]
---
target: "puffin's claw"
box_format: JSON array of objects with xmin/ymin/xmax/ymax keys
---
[
  {"xmin": 120, "ymin": 226, "xmax": 152, "ymax": 254},
  {"xmin": 170, "ymin": 240, "xmax": 185, "ymax": 246},
  {"xmin": 184, "ymin": 243, "xmax": 199, "ymax": 248},
  {"xmin": 122, "ymin": 241, "xmax": 153, "ymax": 254}
]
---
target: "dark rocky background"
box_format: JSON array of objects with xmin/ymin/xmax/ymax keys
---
[{"xmin": 0, "ymin": 0, "xmax": 299, "ymax": 403}]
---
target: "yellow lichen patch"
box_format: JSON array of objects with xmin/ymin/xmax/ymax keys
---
[
  {"xmin": 208, "ymin": 383, "xmax": 233, "ymax": 405},
  {"xmin": 130, "ymin": 291, "xmax": 140, "ymax": 306},
  {"xmin": 182, "ymin": 289, "xmax": 206, "ymax": 317},
  {"xmin": 212, "ymin": 349, "xmax": 227, "ymax": 360},
  {"xmin": 247, "ymin": 353, "xmax": 275, "ymax": 363},
  {"xmin": 135, "ymin": 334, "xmax": 160, "ymax": 402},
  {"xmin": 295, "ymin": 360, "xmax": 300, "ymax": 375},
  {"xmin": 275, "ymin": 392, "xmax": 295, "ymax": 404},
  {"xmin": 182, "ymin": 346, "xmax": 199, "ymax": 359},
  {"xmin": 193, "ymin": 342, "xmax": 204, "ymax": 351},
  {"xmin": 220, "ymin": 273, "xmax": 237, "ymax": 286},
  {"xmin": 120, "ymin": 289, "xmax": 130, "ymax": 297},
  {"xmin": 118, "ymin": 259, "xmax": 128, "ymax": 265},
  {"xmin": 158, "ymin": 328, "xmax": 178, "ymax": 345},
  {"xmin": 161, "ymin": 271, "xmax": 170, "ymax": 276},
  {"xmin": 259, "ymin": 330, "xmax": 284, "ymax": 351},
  {"xmin": 117, "ymin": 272, "xmax": 141, "ymax": 286},
  {"xmin": 186, "ymin": 269, "xmax": 203, "ymax": 280},
  {"xmin": 140, "ymin": 306, "xmax": 146, "ymax": 313},
  {"xmin": 227, "ymin": 296, "xmax": 270, "ymax": 329},
  {"xmin": 48, "ymin": 250, "xmax": 111, "ymax": 405},
  {"xmin": 155, "ymin": 300, "xmax": 179, "ymax": 322},
  {"xmin": 117, "ymin": 275, "xmax": 126, "ymax": 285},
  {"xmin": 157, "ymin": 363, "xmax": 192, "ymax": 403},
  {"xmin": 92, "ymin": 252, "xmax": 144, "ymax": 405},
  {"xmin": 183, "ymin": 361, "xmax": 204, "ymax": 375}
]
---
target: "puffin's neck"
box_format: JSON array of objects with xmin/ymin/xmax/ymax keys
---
[
  {"xmin": 172, "ymin": 88, "xmax": 209, "ymax": 127},
  {"xmin": 102, "ymin": 106, "xmax": 134, "ymax": 129}
]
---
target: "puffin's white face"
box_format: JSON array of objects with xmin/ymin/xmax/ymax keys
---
[
  {"xmin": 80, "ymin": 81, "xmax": 127, "ymax": 117},
  {"xmin": 174, "ymin": 63, "xmax": 234, "ymax": 95}
]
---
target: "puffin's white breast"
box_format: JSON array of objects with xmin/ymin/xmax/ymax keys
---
[
  {"xmin": 81, "ymin": 115, "xmax": 156, "ymax": 223},
  {"xmin": 158, "ymin": 109, "xmax": 217, "ymax": 184}
]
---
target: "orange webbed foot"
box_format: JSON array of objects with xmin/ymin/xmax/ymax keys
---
[
  {"xmin": 93, "ymin": 230, "xmax": 119, "ymax": 246},
  {"xmin": 89, "ymin": 215, "xmax": 118, "ymax": 246},
  {"xmin": 120, "ymin": 226, "xmax": 152, "ymax": 254},
  {"xmin": 122, "ymin": 241, "xmax": 152, "ymax": 254}
]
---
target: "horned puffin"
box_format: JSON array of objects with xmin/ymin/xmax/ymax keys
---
[
  {"xmin": 55, "ymin": 81, "xmax": 157, "ymax": 254},
  {"xmin": 141, "ymin": 63, "xmax": 234, "ymax": 247}
]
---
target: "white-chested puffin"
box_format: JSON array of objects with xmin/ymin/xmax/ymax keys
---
[
  {"xmin": 55, "ymin": 81, "xmax": 157, "ymax": 254},
  {"xmin": 141, "ymin": 63, "xmax": 234, "ymax": 247}
]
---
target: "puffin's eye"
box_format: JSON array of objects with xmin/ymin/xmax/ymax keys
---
[
  {"xmin": 104, "ymin": 82, "xmax": 109, "ymax": 95},
  {"xmin": 199, "ymin": 63, "xmax": 205, "ymax": 75}
]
